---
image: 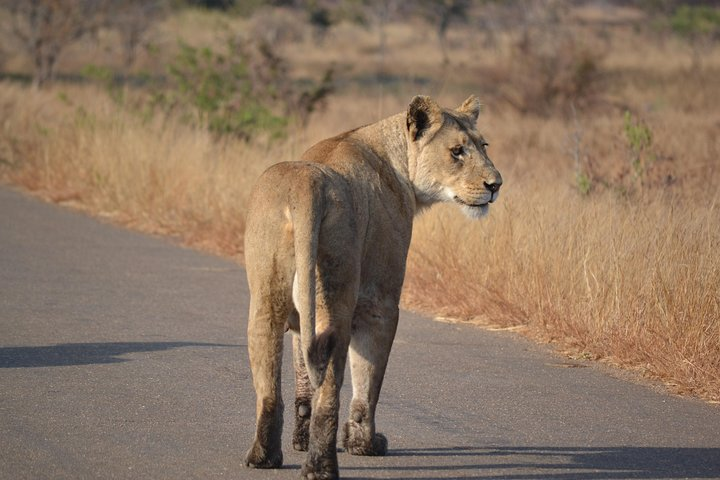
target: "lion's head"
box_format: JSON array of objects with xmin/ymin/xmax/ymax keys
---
[{"xmin": 406, "ymin": 95, "xmax": 502, "ymax": 219}]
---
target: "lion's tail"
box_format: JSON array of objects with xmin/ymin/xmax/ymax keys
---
[{"xmin": 291, "ymin": 189, "xmax": 336, "ymax": 390}]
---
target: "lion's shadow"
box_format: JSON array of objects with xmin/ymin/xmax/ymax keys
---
[
  {"xmin": 343, "ymin": 445, "xmax": 720, "ymax": 479},
  {"xmin": 0, "ymin": 341, "xmax": 238, "ymax": 368}
]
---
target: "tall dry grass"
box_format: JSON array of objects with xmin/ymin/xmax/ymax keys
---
[
  {"xmin": 1, "ymin": 5, "xmax": 719, "ymax": 402},
  {"xmin": 404, "ymin": 188, "xmax": 720, "ymax": 400}
]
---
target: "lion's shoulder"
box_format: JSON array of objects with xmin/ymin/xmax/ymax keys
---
[{"xmin": 300, "ymin": 128, "xmax": 371, "ymax": 164}]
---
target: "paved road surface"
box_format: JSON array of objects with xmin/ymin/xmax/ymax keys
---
[{"xmin": 2, "ymin": 186, "xmax": 719, "ymax": 480}]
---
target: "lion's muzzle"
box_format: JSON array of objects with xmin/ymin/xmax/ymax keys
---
[{"xmin": 484, "ymin": 181, "xmax": 501, "ymax": 203}]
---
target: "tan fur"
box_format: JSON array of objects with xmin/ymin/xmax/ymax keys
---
[{"xmin": 243, "ymin": 95, "xmax": 502, "ymax": 479}]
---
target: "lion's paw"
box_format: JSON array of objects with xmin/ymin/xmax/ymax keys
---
[
  {"xmin": 343, "ymin": 420, "xmax": 388, "ymax": 456},
  {"xmin": 300, "ymin": 455, "xmax": 338, "ymax": 480},
  {"xmin": 293, "ymin": 402, "xmax": 311, "ymax": 451},
  {"xmin": 243, "ymin": 444, "xmax": 283, "ymax": 469}
]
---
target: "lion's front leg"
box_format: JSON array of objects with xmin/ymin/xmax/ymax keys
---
[{"xmin": 343, "ymin": 301, "xmax": 398, "ymax": 456}]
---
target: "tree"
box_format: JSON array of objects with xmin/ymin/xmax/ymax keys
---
[
  {"xmin": 419, "ymin": 0, "xmax": 472, "ymax": 64},
  {"xmin": 0, "ymin": 37, "xmax": 6, "ymax": 76},
  {"xmin": 669, "ymin": 4, "xmax": 720, "ymax": 70},
  {"xmin": 1, "ymin": 0, "xmax": 107, "ymax": 88},
  {"xmin": 360, "ymin": 0, "xmax": 403, "ymax": 70},
  {"xmin": 109, "ymin": 0, "xmax": 167, "ymax": 72}
]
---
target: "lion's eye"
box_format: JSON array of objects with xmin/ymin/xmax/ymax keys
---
[{"xmin": 451, "ymin": 145, "xmax": 464, "ymax": 158}]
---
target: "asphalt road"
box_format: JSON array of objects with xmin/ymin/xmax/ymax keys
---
[{"xmin": 2, "ymin": 185, "xmax": 720, "ymax": 480}]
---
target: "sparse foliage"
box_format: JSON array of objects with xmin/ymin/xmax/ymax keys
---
[{"xmin": 623, "ymin": 110, "xmax": 654, "ymax": 184}]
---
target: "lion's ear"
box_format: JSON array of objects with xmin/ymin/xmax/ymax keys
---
[
  {"xmin": 458, "ymin": 95, "xmax": 482, "ymax": 123},
  {"xmin": 407, "ymin": 95, "xmax": 442, "ymax": 141}
]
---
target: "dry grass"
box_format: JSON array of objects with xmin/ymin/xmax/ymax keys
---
[
  {"xmin": 1, "ymin": 5, "xmax": 719, "ymax": 402},
  {"xmin": 0, "ymin": 83, "xmax": 276, "ymax": 258},
  {"xmin": 404, "ymin": 188, "xmax": 720, "ymax": 400}
]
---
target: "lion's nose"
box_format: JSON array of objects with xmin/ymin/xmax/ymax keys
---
[{"xmin": 484, "ymin": 181, "xmax": 501, "ymax": 194}]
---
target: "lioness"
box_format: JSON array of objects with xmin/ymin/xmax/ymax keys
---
[{"xmin": 243, "ymin": 95, "xmax": 502, "ymax": 479}]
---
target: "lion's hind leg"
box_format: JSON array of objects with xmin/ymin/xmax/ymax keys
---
[
  {"xmin": 244, "ymin": 292, "xmax": 289, "ymax": 469},
  {"xmin": 300, "ymin": 331, "xmax": 347, "ymax": 480},
  {"xmin": 292, "ymin": 331, "xmax": 313, "ymax": 452}
]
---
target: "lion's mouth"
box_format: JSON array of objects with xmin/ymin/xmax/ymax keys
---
[{"xmin": 453, "ymin": 196, "xmax": 488, "ymax": 208}]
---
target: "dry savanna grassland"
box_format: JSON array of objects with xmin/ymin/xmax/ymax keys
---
[{"xmin": 0, "ymin": 2, "xmax": 718, "ymax": 402}]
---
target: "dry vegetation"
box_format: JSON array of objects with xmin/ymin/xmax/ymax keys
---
[{"xmin": 1, "ymin": 2, "xmax": 718, "ymax": 402}]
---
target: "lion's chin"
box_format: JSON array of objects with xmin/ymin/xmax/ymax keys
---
[{"xmin": 460, "ymin": 203, "xmax": 489, "ymax": 220}]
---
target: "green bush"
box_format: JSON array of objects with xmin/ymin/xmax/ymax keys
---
[
  {"xmin": 153, "ymin": 40, "xmax": 288, "ymax": 139},
  {"xmin": 148, "ymin": 38, "xmax": 333, "ymax": 140},
  {"xmin": 670, "ymin": 5, "xmax": 720, "ymax": 39},
  {"xmin": 576, "ymin": 171, "xmax": 592, "ymax": 196}
]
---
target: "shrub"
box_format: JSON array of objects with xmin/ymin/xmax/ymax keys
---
[
  {"xmin": 670, "ymin": 5, "xmax": 720, "ymax": 39},
  {"xmin": 623, "ymin": 110, "xmax": 654, "ymax": 183},
  {"xmin": 148, "ymin": 37, "xmax": 333, "ymax": 139},
  {"xmin": 500, "ymin": 36, "xmax": 606, "ymax": 117},
  {"xmin": 150, "ymin": 40, "xmax": 285, "ymax": 139}
]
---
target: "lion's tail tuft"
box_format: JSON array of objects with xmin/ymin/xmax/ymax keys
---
[{"xmin": 306, "ymin": 326, "xmax": 336, "ymax": 386}]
